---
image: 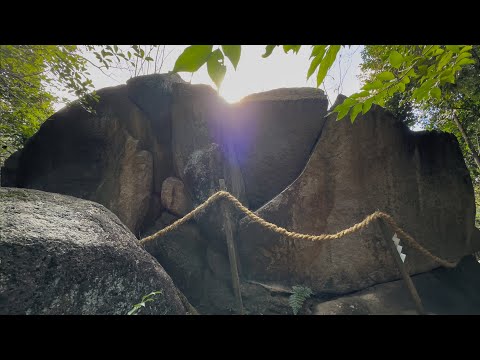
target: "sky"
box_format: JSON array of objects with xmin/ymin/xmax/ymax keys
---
[{"xmin": 54, "ymin": 45, "xmax": 364, "ymax": 110}]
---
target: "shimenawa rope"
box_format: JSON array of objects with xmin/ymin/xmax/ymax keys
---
[{"xmin": 139, "ymin": 190, "xmax": 458, "ymax": 268}]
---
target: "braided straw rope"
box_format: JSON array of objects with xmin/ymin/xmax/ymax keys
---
[{"xmin": 140, "ymin": 190, "xmax": 458, "ymax": 268}]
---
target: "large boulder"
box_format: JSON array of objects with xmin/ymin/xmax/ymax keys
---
[
  {"xmin": 0, "ymin": 85, "xmax": 160, "ymax": 234},
  {"xmin": 0, "ymin": 187, "xmax": 190, "ymax": 315},
  {"xmin": 3, "ymin": 76, "xmax": 479, "ymax": 314},
  {"xmin": 238, "ymin": 97, "xmax": 478, "ymax": 294},
  {"xmin": 142, "ymin": 212, "xmax": 240, "ymax": 314},
  {"xmin": 170, "ymin": 86, "xmax": 329, "ymax": 252},
  {"xmin": 171, "ymin": 84, "xmax": 247, "ymax": 253},
  {"xmin": 313, "ymin": 255, "xmax": 480, "ymax": 315},
  {"xmin": 171, "ymin": 83, "xmax": 246, "ymax": 203},
  {"xmin": 1, "ymin": 74, "xmax": 187, "ymax": 235},
  {"xmin": 126, "ymin": 73, "xmax": 185, "ymax": 127},
  {"xmin": 143, "ymin": 212, "xmax": 207, "ymax": 305},
  {"xmin": 142, "ymin": 213, "xmax": 292, "ymax": 315},
  {"xmin": 126, "ymin": 73, "xmax": 187, "ymax": 219},
  {"xmin": 231, "ymin": 88, "xmax": 329, "ymax": 209},
  {"xmin": 0, "ymin": 80, "xmax": 329, "ymax": 237}
]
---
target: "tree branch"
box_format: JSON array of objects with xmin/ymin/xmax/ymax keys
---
[{"xmin": 452, "ymin": 109, "xmax": 480, "ymax": 170}]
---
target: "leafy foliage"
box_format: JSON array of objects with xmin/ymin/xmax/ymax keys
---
[
  {"xmin": 335, "ymin": 45, "xmax": 476, "ymax": 122},
  {"xmin": 361, "ymin": 45, "xmax": 480, "ymax": 226},
  {"xmin": 0, "ymin": 45, "xmax": 160, "ymax": 165},
  {"xmin": 289, "ymin": 285, "xmax": 313, "ymax": 315},
  {"xmin": 173, "ymin": 45, "xmax": 213, "ymax": 73},
  {"xmin": 171, "ymin": 44, "xmax": 475, "ymax": 125},
  {"xmin": 3, "ymin": 43, "xmax": 478, "ymax": 184},
  {"xmin": 172, "ymin": 43, "xmax": 476, "ymax": 184},
  {"xmin": 207, "ymin": 49, "xmax": 227, "ymax": 88},
  {"xmin": 221, "ymin": 45, "xmax": 241, "ymax": 69},
  {"xmin": 0, "ymin": 46, "xmax": 76, "ymax": 163},
  {"xmin": 172, "ymin": 45, "xmax": 242, "ymax": 89},
  {"xmin": 127, "ymin": 291, "xmax": 163, "ymax": 315}
]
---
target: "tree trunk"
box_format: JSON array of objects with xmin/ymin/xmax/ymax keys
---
[{"xmin": 452, "ymin": 111, "xmax": 480, "ymax": 170}]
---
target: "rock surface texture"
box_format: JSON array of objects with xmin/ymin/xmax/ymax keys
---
[
  {"xmin": 237, "ymin": 101, "xmax": 477, "ymax": 294},
  {"xmin": 230, "ymin": 88, "xmax": 329, "ymax": 209},
  {"xmin": 313, "ymin": 255, "xmax": 480, "ymax": 315},
  {"xmin": 0, "ymin": 188, "xmax": 190, "ymax": 315}
]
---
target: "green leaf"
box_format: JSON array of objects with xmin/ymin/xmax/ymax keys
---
[
  {"xmin": 406, "ymin": 68, "xmax": 418, "ymax": 78},
  {"xmin": 413, "ymin": 85, "xmax": 431, "ymax": 101},
  {"xmin": 221, "ymin": 45, "xmax": 241, "ymax": 69},
  {"xmin": 336, "ymin": 105, "xmax": 351, "ymax": 120},
  {"xmin": 388, "ymin": 51, "xmax": 403, "ymax": 69},
  {"xmin": 457, "ymin": 58, "xmax": 476, "ymax": 66},
  {"xmin": 401, "ymin": 76, "xmax": 410, "ymax": 84},
  {"xmin": 423, "ymin": 46, "xmax": 436, "ymax": 56},
  {"xmin": 283, "ymin": 45, "xmax": 302, "ymax": 54},
  {"xmin": 145, "ymin": 57, "xmax": 154, "ymax": 61},
  {"xmin": 341, "ymin": 97, "xmax": 357, "ymax": 107},
  {"xmin": 437, "ymin": 51, "xmax": 454, "ymax": 71},
  {"xmin": 207, "ymin": 49, "xmax": 227, "ymax": 88},
  {"xmin": 377, "ymin": 71, "xmax": 395, "ymax": 81},
  {"xmin": 333, "ymin": 100, "xmax": 354, "ymax": 120},
  {"xmin": 142, "ymin": 293, "xmax": 154, "ymax": 302},
  {"xmin": 307, "ymin": 49, "xmax": 326, "ymax": 80},
  {"xmin": 456, "ymin": 52, "xmax": 472, "ymax": 62},
  {"xmin": 173, "ymin": 45, "xmax": 213, "ymax": 73},
  {"xmin": 373, "ymin": 91, "xmax": 388, "ymax": 107},
  {"xmin": 289, "ymin": 286, "xmax": 313, "ymax": 315},
  {"xmin": 440, "ymin": 69, "xmax": 455, "ymax": 83},
  {"xmin": 387, "ymin": 84, "xmax": 399, "ymax": 96},
  {"xmin": 310, "ymin": 45, "xmax": 326, "ymax": 59},
  {"xmin": 262, "ymin": 45, "xmax": 278, "ymax": 58},
  {"xmin": 362, "ymin": 97, "xmax": 375, "ymax": 114},
  {"xmin": 350, "ymin": 90, "xmax": 370, "ymax": 99},
  {"xmin": 445, "ymin": 45, "xmax": 461, "ymax": 53},
  {"xmin": 316, "ymin": 45, "xmax": 341, "ymax": 87},
  {"xmin": 430, "ymin": 87, "xmax": 441, "ymax": 100},
  {"xmin": 362, "ymin": 79, "xmax": 383, "ymax": 90},
  {"xmin": 350, "ymin": 103, "xmax": 363, "ymax": 122},
  {"xmin": 127, "ymin": 306, "xmax": 139, "ymax": 315},
  {"xmin": 460, "ymin": 45, "xmax": 473, "ymax": 54},
  {"xmin": 128, "ymin": 290, "xmax": 162, "ymax": 315}
]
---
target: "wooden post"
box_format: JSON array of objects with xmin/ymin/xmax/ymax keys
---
[
  {"xmin": 219, "ymin": 179, "xmax": 244, "ymax": 315},
  {"xmin": 378, "ymin": 218, "xmax": 426, "ymax": 315}
]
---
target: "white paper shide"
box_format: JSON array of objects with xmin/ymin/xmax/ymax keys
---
[{"xmin": 392, "ymin": 233, "xmax": 406, "ymax": 263}]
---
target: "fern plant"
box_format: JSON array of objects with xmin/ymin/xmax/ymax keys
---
[
  {"xmin": 289, "ymin": 285, "xmax": 313, "ymax": 315},
  {"xmin": 127, "ymin": 291, "xmax": 163, "ymax": 315}
]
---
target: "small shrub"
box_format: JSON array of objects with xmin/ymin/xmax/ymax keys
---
[
  {"xmin": 127, "ymin": 291, "xmax": 163, "ymax": 315},
  {"xmin": 289, "ymin": 285, "xmax": 313, "ymax": 315}
]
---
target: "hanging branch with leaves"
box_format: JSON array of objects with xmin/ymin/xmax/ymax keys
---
[{"xmin": 171, "ymin": 45, "xmax": 475, "ymax": 123}]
